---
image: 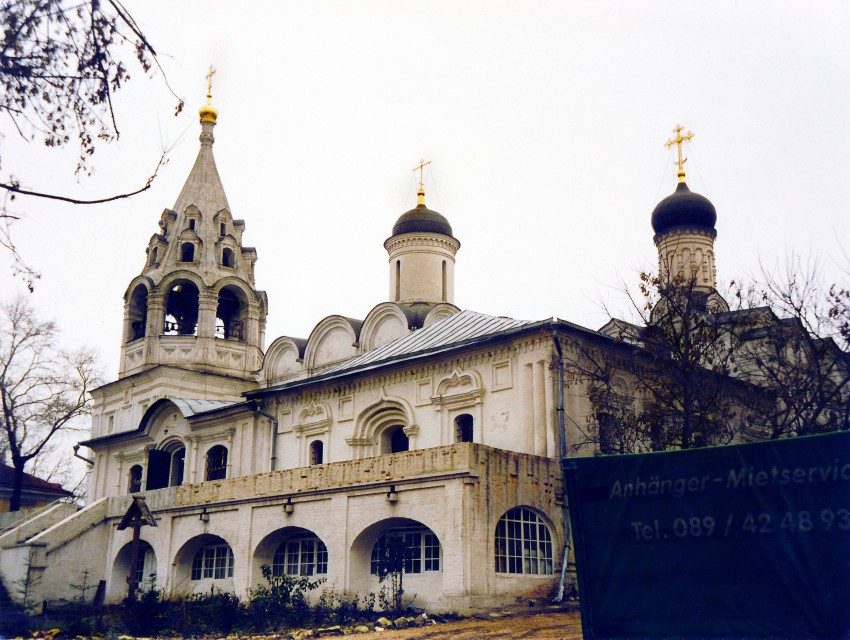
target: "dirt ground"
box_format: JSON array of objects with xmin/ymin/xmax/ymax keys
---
[{"xmin": 350, "ymin": 607, "xmax": 583, "ymax": 639}]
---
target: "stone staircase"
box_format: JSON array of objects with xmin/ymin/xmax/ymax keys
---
[
  {"xmin": 0, "ymin": 499, "xmax": 106, "ymax": 613},
  {"xmin": 0, "ymin": 501, "xmax": 78, "ymax": 545}
]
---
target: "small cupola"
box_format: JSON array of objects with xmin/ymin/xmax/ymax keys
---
[
  {"xmin": 651, "ymin": 181, "xmax": 717, "ymax": 238},
  {"xmin": 384, "ymin": 161, "xmax": 460, "ymax": 305}
]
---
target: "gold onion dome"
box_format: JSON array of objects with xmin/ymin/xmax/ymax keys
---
[{"xmin": 199, "ymin": 101, "xmax": 218, "ymax": 123}]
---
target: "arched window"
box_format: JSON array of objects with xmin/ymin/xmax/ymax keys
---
[
  {"xmin": 594, "ymin": 378, "xmax": 632, "ymax": 455},
  {"xmin": 495, "ymin": 508, "xmax": 553, "ymax": 575},
  {"xmin": 222, "ymin": 247, "xmax": 234, "ymax": 268},
  {"xmin": 148, "ymin": 247, "xmax": 158, "ymax": 266},
  {"xmin": 382, "ymin": 425, "xmax": 409, "ymax": 454},
  {"xmin": 273, "ymin": 537, "xmax": 328, "ymax": 577},
  {"xmin": 170, "ymin": 447, "xmax": 185, "ymax": 486},
  {"xmin": 455, "ymin": 414, "xmax": 473, "ymax": 443},
  {"xmin": 598, "ymin": 412, "xmax": 616, "ymax": 455},
  {"xmin": 180, "ymin": 242, "xmax": 195, "ymax": 262},
  {"xmin": 191, "ymin": 544, "xmax": 234, "ymax": 580},
  {"xmin": 441, "ymin": 260, "xmax": 447, "ymax": 302},
  {"xmin": 164, "ymin": 281, "xmax": 199, "ymax": 335},
  {"xmin": 310, "ymin": 440, "xmax": 324, "ymax": 465},
  {"xmin": 205, "ymin": 445, "xmax": 228, "ymax": 481},
  {"xmin": 395, "ymin": 260, "xmax": 401, "ymax": 301},
  {"xmin": 370, "ymin": 526, "xmax": 440, "ymax": 574},
  {"xmin": 128, "ymin": 465, "xmax": 143, "ymax": 493},
  {"xmin": 215, "ymin": 286, "xmax": 245, "ymax": 341}
]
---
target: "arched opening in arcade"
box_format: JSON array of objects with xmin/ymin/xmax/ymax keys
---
[
  {"xmin": 108, "ymin": 539, "xmax": 156, "ymax": 602},
  {"xmin": 349, "ymin": 517, "xmax": 443, "ymax": 610},
  {"xmin": 252, "ymin": 526, "xmax": 329, "ymax": 601},
  {"xmin": 171, "ymin": 534, "xmax": 236, "ymax": 596}
]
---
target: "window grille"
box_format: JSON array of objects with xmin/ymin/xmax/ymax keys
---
[
  {"xmin": 495, "ymin": 507, "xmax": 553, "ymax": 575},
  {"xmin": 191, "ymin": 544, "xmax": 234, "ymax": 580},
  {"xmin": 205, "ymin": 445, "xmax": 228, "ymax": 481},
  {"xmin": 272, "ymin": 537, "xmax": 328, "ymax": 576},
  {"xmin": 370, "ymin": 527, "xmax": 440, "ymax": 574}
]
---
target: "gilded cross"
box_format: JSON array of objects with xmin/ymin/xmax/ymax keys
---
[
  {"xmin": 205, "ymin": 65, "xmax": 217, "ymax": 99},
  {"xmin": 665, "ymin": 124, "xmax": 693, "ymax": 182},
  {"xmin": 413, "ymin": 159, "xmax": 431, "ymax": 191}
]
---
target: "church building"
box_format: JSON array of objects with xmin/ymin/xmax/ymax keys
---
[{"xmin": 0, "ymin": 99, "xmax": 750, "ymax": 612}]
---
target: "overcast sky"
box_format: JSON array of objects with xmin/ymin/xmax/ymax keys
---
[{"xmin": 4, "ymin": 0, "xmax": 849, "ymax": 383}]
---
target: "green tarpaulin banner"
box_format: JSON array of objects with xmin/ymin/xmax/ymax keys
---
[{"xmin": 564, "ymin": 430, "xmax": 850, "ymax": 639}]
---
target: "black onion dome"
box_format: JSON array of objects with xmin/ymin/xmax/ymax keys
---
[
  {"xmin": 651, "ymin": 182, "xmax": 717, "ymax": 236},
  {"xmin": 392, "ymin": 204, "xmax": 454, "ymax": 237}
]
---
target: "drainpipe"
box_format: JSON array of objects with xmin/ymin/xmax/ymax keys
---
[
  {"xmin": 73, "ymin": 444, "xmax": 94, "ymax": 465},
  {"xmin": 254, "ymin": 401, "xmax": 279, "ymax": 472},
  {"xmin": 551, "ymin": 330, "xmax": 573, "ymax": 603}
]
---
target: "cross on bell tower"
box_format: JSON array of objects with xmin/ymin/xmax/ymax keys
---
[{"xmin": 205, "ymin": 65, "xmax": 217, "ymax": 99}]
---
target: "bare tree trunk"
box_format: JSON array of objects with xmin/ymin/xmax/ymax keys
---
[{"xmin": 10, "ymin": 462, "xmax": 25, "ymax": 512}]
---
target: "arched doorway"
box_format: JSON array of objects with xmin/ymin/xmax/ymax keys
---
[
  {"xmin": 455, "ymin": 414, "xmax": 474, "ymax": 443},
  {"xmin": 381, "ymin": 425, "xmax": 409, "ymax": 454},
  {"xmin": 109, "ymin": 540, "xmax": 157, "ymax": 602},
  {"xmin": 310, "ymin": 440, "xmax": 324, "ymax": 465},
  {"xmin": 145, "ymin": 440, "xmax": 187, "ymax": 491},
  {"xmin": 161, "ymin": 439, "xmax": 186, "ymax": 487}
]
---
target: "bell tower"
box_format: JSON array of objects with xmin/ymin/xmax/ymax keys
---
[{"xmin": 119, "ymin": 76, "xmax": 267, "ymax": 380}]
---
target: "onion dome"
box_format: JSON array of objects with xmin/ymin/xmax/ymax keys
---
[
  {"xmin": 392, "ymin": 202, "xmax": 454, "ymax": 237},
  {"xmin": 651, "ymin": 181, "xmax": 717, "ymax": 236},
  {"xmin": 199, "ymin": 101, "xmax": 218, "ymax": 124},
  {"xmin": 391, "ymin": 183, "xmax": 455, "ymax": 237}
]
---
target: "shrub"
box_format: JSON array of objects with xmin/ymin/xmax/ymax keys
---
[
  {"xmin": 122, "ymin": 581, "xmax": 172, "ymax": 636},
  {"xmin": 181, "ymin": 588, "xmax": 244, "ymax": 635},
  {"xmin": 246, "ymin": 564, "xmax": 323, "ymax": 631},
  {"xmin": 315, "ymin": 587, "xmax": 365, "ymax": 626}
]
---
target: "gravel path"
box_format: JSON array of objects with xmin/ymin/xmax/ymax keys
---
[{"xmin": 348, "ymin": 608, "xmax": 583, "ymax": 639}]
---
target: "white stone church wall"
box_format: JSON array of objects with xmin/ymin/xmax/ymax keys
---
[{"xmin": 93, "ymin": 444, "xmax": 563, "ymax": 611}]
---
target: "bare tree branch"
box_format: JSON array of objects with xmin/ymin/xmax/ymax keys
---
[
  {"xmin": 564, "ymin": 263, "xmax": 849, "ymax": 456},
  {"xmin": 0, "ymin": 151, "xmax": 167, "ymax": 204},
  {"xmin": 1, "ymin": 0, "xmax": 184, "ymax": 289}
]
